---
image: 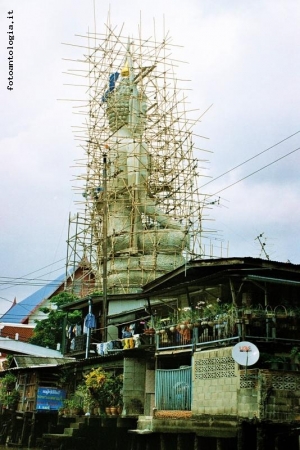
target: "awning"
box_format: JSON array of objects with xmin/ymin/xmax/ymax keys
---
[
  {"xmin": 107, "ymin": 307, "xmax": 149, "ymax": 326},
  {"xmin": 244, "ymin": 275, "xmax": 300, "ymax": 287}
]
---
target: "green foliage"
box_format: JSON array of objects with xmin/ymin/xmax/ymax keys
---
[
  {"xmin": 63, "ymin": 396, "xmax": 84, "ymax": 414},
  {"xmin": 29, "ymin": 292, "xmax": 81, "ymax": 350},
  {"xmin": 2, "ymin": 354, "xmax": 13, "ymax": 370},
  {"xmin": 291, "ymin": 346, "xmax": 300, "ymax": 360},
  {"xmin": 71, "ymin": 383, "xmax": 99, "ymax": 412},
  {"xmin": 83, "ymin": 367, "xmax": 123, "ymax": 410},
  {"xmin": 0, "ymin": 373, "xmax": 20, "ymax": 409}
]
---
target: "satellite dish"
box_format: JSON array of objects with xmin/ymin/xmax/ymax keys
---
[{"xmin": 232, "ymin": 341, "xmax": 260, "ymax": 367}]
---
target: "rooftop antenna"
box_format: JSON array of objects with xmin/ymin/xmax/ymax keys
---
[{"xmin": 255, "ymin": 232, "xmax": 270, "ymax": 260}]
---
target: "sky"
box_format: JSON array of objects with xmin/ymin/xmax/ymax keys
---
[{"xmin": 0, "ymin": 0, "xmax": 299, "ymax": 315}]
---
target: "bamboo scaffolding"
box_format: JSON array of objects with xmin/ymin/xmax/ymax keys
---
[{"xmin": 65, "ymin": 21, "xmax": 219, "ymax": 295}]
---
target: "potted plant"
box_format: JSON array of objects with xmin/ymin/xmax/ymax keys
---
[
  {"xmin": 264, "ymin": 354, "xmax": 287, "ymax": 370},
  {"xmin": 73, "ymin": 383, "xmax": 97, "ymax": 414},
  {"xmin": 290, "ymin": 347, "xmax": 300, "ymax": 369},
  {"xmin": 63, "ymin": 397, "xmax": 84, "ymax": 416},
  {"xmin": 83, "ymin": 367, "xmax": 123, "ymax": 414},
  {"xmin": 102, "ymin": 374, "xmax": 123, "ymax": 414}
]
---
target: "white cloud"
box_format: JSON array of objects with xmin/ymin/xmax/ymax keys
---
[{"xmin": 0, "ymin": 0, "xmax": 299, "ymax": 308}]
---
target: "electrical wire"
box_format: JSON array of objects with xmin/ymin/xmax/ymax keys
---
[
  {"xmin": 208, "ymin": 146, "xmax": 300, "ymax": 198},
  {"xmin": 0, "ymin": 262, "xmax": 66, "ymax": 291},
  {"xmin": 200, "ymin": 130, "xmax": 300, "ymax": 189}
]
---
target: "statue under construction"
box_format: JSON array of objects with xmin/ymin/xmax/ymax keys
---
[{"xmin": 66, "ymin": 22, "xmax": 211, "ymax": 294}]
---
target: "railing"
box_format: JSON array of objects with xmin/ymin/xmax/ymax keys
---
[
  {"xmin": 155, "ymin": 315, "xmax": 300, "ymax": 352},
  {"xmin": 155, "ymin": 324, "xmax": 239, "ymax": 351},
  {"xmin": 155, "ymin": 366, "xmax": 192, "ymax": 410}
]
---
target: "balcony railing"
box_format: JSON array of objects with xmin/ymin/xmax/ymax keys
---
[{"xmin": 155, "ymin": 314, "xmax": 300, "ymax": 351}]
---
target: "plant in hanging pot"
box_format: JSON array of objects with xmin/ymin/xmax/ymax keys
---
[
  {"xmin": 265, "ymin": 305, "xmax": 275, "ymax": 318},
  {"xmin": 177, "ymin": 307, "xmax": 196, "ymax": 328},
  {"xmin": 274, "ymin": 305, "xmax": 288, "ymax": 319}
]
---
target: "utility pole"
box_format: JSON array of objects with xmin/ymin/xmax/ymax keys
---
[
  {"xmin": 102, "ymin": 153, "xmax": 108, "ymax": 342},
  {"xmin": 85, "ymin": 297, "xmax": 92, "ymax": 359}
]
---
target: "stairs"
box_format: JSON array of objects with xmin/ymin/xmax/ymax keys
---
[
  {"xmin": 42, "ymin": 416, "xmax": 89, "ymax": 450},
  {"xmin": 42, "ymin": 415, "xmax": 139, "ymax": 449}
]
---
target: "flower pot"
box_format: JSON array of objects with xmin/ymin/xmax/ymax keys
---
[
  {"xmin": 110, "ymin": 406, "xmax": 118, "ymax": 415},
  {"xmin": 105, "ymin": 407, "xmax": 111, "ymax": 416}
]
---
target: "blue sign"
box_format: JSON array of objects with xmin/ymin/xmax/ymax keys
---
[{"xmin": 36, "ymin": 387, "xmax": 66, "ymax": 411}]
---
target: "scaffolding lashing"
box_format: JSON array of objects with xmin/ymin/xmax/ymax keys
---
[{"xmin": 65, "ymin": 21, "xmax": 214, "ymax": 295}]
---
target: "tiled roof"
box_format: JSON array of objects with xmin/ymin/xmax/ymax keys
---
[
  {"xmin": 1, "ymin": 325, "xmax": 34, "ymax": 341},
  {"xmin": 0, "ymin": 272, "xmax": 66, "ymax": 324}
]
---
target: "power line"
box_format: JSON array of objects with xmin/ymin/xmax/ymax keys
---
[
  {"xmin": 208, "ymin": 146, "xmax": 300, "ymax": 198},
  {"xmin": 0, "ymin": 276, "xmax": 64, "ymax": 285},
  {"xmin": 200, "ymin": 130, "xmax": 300, "ymax": 189},
  {"xmin": 0, "ymin": 260, "xmax": 65, "ymax": 286},
  {"xmin": 0, "ymin": 262, "xmax": 66, "ymax": 292},
  {"xmin": 1, "ymin": 258, "xmax": 66, "ymax": 280}
]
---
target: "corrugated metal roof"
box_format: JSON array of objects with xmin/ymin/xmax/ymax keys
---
[
  {"xmin": 11, "ymin": 355, "xmax": 74, "ymax": 368},
  {"xmin": 245, "ymin": 275, "xmax": 300, "ymax": 287},
  {"xmin": 0, "ymin": 272, "xmax": 67, "ymax": 324},
  {"xmin": 0, "ymin": 337, "xmax": 70, "ymax": 357}
]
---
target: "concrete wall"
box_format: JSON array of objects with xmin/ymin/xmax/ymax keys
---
[
  {"xmin": 144, "ymin": 364, "xmax": 155, "ymax": 416},
  {"xmin": 192, "ymin": 348, "xmax": 300, "ymax": 422},
  {"xmin": 192, "ymin": 347, "xmax": 239, "ymax": 416},
  {"xmin": 257, "ymin": 369, "xmax": 300, "ymax": 421},
  {"xmin": 123, "ymin": 357, "xmax": 146, "ymax": 415}
]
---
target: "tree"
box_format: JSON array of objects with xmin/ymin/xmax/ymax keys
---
[{"xmin": 28, "ymin": 292, "xmax": 81, "ymax": 350}]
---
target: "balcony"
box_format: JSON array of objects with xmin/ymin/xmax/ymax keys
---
[{"xmin": 154, "ymin": 305, "xmax": 300, "ymax": 352}]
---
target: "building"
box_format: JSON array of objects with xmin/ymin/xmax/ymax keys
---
[{"xmin": 55, "ymin": 257, "xmax": 300, "ymax": 449}]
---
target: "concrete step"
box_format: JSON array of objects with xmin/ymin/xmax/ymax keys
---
[
  {"xmin": 43, "ymin": 433, "xmax": 73, "ymax": 441},
  {"xmin": 69, "ymin": 420, "xmax": 86, "ymax": 429},
  {"xmin": 64, "ymin": 427, "xmax": 83, "ymax": 436}
]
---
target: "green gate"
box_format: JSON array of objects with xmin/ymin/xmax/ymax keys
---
[{"xmin": 155, "ymin": 366, "xmax": 192, "ymax": 410}]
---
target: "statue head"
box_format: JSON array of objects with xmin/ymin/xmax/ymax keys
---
[{"xmin": 106, "ymin": 77, "xmax": 147, "ymax": 137}]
